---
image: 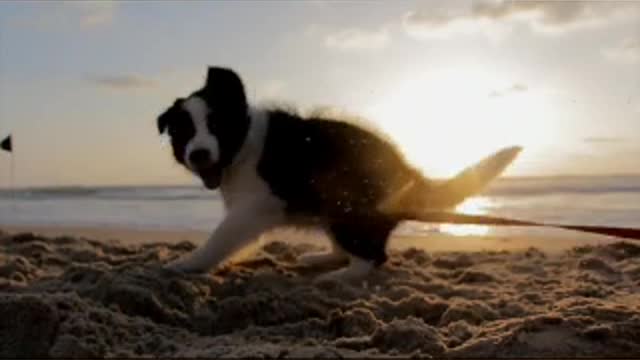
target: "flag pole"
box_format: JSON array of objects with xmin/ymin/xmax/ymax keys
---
[
  {"xmin": 10, "ymin": 147, "xmax": 15, "ymax": 210},
  {"xmin": 8, "ymin": 137, "xmax": 15, "ymax": 212},
  {"xmin": 0, "ymin": 134, "xmax": 16, "ymax": 211}
]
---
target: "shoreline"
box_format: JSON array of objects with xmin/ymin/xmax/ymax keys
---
[
  {"xmin": 0, "ymin": 224, "xmax": 209, "ymax": 246},
  {"xmin": 1, "ymin": 223, "xmax": 621, "ymax": 254}
]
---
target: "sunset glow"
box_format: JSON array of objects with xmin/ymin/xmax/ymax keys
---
[
  {"xmin": 440, "ymin": 196, "xmax": 493, "ymax": 236},
  {"xmin": 0, "ymin": 1, "xmax": 638, "ymax": 187},
  {"xmin": 366, "ymin": 68, "xmax": 559, "ymax": 179}
]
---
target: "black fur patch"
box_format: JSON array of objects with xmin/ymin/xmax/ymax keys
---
[
  {"xmin": 257, "ymin": 109, "xmax": 428, "ymax": 263},
  {"xmin": 258, "ymin": 109, "xmax": 423, "ymax": 216},
  {"xmin": 157, "ymin": 99, "xmax": 193, "ymax": 166},
  {"xmin": 193, "ymin": 67, "xmax": 249, "ymax": 168}
]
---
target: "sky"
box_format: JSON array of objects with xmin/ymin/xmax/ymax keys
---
[{"xmin": 0, "ymin": 0, "xmax": 639, "ymax": 188}]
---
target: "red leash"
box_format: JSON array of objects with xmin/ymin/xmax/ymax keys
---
[{"xmin": 398, "ymin": 210, "xmax": 640, "ymax": 241}]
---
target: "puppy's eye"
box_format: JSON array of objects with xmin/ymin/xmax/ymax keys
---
[
  {"xmin": 172, "ymin": 124, "xmax": 192, "ymax": 138},
  {"xmin": 167, "ymin": 113, "xmax": 195, "ymax": 139}
]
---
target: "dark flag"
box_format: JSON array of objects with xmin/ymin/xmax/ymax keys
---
[{"xmin": 1, "ymin": 135, "xmax": 11, "ymax": 152}]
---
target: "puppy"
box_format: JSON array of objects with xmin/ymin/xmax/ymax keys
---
[{"xmin": 157, "ymin": 66, "xmax": 521, "ymax": 280}]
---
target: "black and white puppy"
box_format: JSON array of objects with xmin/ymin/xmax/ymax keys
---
[{"xmin": 157, "ymin": 67, "xmax": 521, "ymax": 280}]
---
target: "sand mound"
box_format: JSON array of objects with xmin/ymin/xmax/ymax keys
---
[{"xmin": 1, "ymin": 230, "xmax": 640, "ymax": 357}]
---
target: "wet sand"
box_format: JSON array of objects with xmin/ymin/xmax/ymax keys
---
[
  {"xmin": 0, "ymin": 225, "xmax": 209, "ymax": 246},
  {"xmin": 1, "ymin": 227, "xmax": 639, "ymax": 357},
  {"xmin": 1, "ymin": 224, "xmax": 619, "ymax": 253}
]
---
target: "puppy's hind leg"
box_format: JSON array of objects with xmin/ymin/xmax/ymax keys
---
[{"xmin": 315, "ymin": 215, "xmax": 397, "ymax": 282}]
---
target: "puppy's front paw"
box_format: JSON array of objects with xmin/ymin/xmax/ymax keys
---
[
  {"xmin": 314, "ymin": 268, "xmax": 357, "ymax": 284},
  {"xmin": 314, "ymin": 259, "xmax": 373, "ymax": 284}
]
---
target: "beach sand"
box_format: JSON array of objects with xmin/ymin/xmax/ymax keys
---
[{"xmin": 1, "ymin": 226, "xmax": 639, "ymax": 357}]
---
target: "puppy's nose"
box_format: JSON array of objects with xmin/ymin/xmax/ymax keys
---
[{"xmin": 188, "ymin": 148, "xmax": 211, "ymax": 166}]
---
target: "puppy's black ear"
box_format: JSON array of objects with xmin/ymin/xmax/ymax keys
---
[
  {"xmin": 157, "ymin": 111, "xmax": 169, "ymax": 134},
  {"xmin": 157, "ymin": 99, "xmax": 184, "ymax": 134},
  {"xmin": 203, "ymin": 67, "xmax": 247, "ymax": 113}
]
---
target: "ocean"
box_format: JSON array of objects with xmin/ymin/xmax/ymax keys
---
[{"xmin": 1, "ymin": 175, "xmax": 639, "ymax": 240}]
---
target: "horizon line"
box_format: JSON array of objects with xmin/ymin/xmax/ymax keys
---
[{"xmin": 1, "ymin": 172, "xmax": 640, "ymax": 191}]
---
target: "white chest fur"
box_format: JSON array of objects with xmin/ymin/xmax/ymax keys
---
[
  {"xmin": 166, "ymin": 109, "xmax": 286, "ymax": 274},
  {"xmin": 220, "ymin": 108, "xmax": 282, "ymax": 211}
]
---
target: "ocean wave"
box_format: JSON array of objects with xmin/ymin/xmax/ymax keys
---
[
  {"xmin": 0, "ymin": 186, "xmax": 219, "ymax": 201},
  {"xmin": 1, "ymin": 176, "xmax": 639, "ymax": 200},
  {"xmin": 486, "ymin": 176, "xmax": 640, "ymax": 196}
]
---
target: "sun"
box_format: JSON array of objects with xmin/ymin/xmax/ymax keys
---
[
  {"xmin": 364, "ymin": 67, "xmax": 558, "ymax": 179},
  {"xmin": 440, "ymin": 196, "xmax": 493, "ymax": 236}
]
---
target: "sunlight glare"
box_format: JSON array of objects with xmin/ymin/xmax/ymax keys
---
[
  {"xmin": 440, "ymin": 196, "xmax": 494, "ymax": 236},
  {"xmin": 365, "ymin": 67, "xmax": 558, "ymax": 179}
]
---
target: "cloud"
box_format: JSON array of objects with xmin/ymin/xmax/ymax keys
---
[
  {"xmin": 66, "ymin": 1, "xmax": 117, "ymax": 28},
  {"xmin": 260, "ymin": 80, "xmax": 287, "ymax": 98},
  {"xmin": 489, "ymin": 83, "xmax": 528, "ymax": 98},
  {"xmin": 603, "ymin": 37, "xmax": 640, "ymax": 64},
  {"xmin": 250, "ymin": 80, "xmax": 288, "ymax": 102},
  {"xmin": 583, "ymin": 137, "xmax": 626, "ymax": 144},
  {"xmin": 8, "ymin": 1, "xmax": 117, "ymax": 30},
  {"xmin": 325, "ymin": 27, "xmax": 390, "ymax": 50},
  {"xmin": 88, "ymin": 75, "xmax": 156, "ymax": 90},
  {"xmin": 404, "ymin": 1, "xmax": 639, "ymax": 39}
]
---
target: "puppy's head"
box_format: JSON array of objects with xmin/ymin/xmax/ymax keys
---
[{"xmin": 157, "ymin": 67, "xmax": 250, "ymax": 189}]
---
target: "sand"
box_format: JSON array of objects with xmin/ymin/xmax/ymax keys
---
[
  {"xmin": 1, "ymin": 227, "xmax": 640, "ymax": 358},
  {"xmin": 0, "ymin": 225, "xmax": 209, "ymax": 246}
]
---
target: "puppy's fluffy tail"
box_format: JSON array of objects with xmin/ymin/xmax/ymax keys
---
[
  {"xmin": 379, "ymin": 146, "xmax": 522, "ymax": 213},
  {"xmin": 422, "ymin": 145, "xmax": 522, "ymax": 209}
]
